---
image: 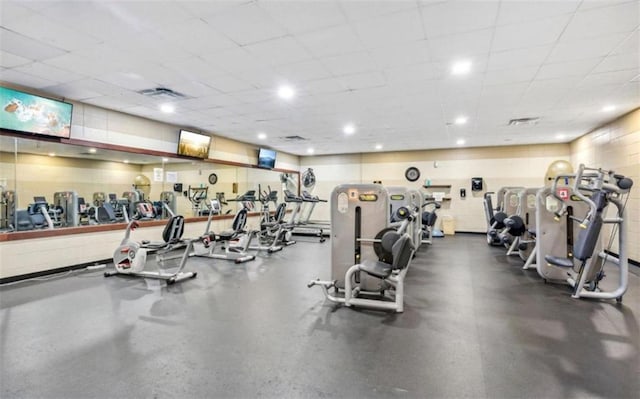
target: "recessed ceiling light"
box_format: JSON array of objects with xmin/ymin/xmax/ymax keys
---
[
  {"xmin": 160, "ymin": 103, "xmax": 175, "ymax": 113},
  {"xmin": 343, "ymin": 124, "xmax": 356, "ymax": 135},
  {"xmin": 257, "ymin": 132, "xmax": 267, "ymax": 140},
  {"xmin": 602, "ymin": 105, "xmax": 616, "ymax": 112},
  {"xmin": 278, "ymin": 85, "xmax": 295, "ymax": 100},
  {"xmin": 162, "ymin": 157, "xmax": 169, "ymax": 162},
  {"xmin": 307, "ymin": 148, "xmax": 314, "ymax": 154},
  {"xmin": 375, "ymin": 144, "xmax": 383, "ymax": 150},
  {"xmin": 454, "ymin": 116, "xmax": 468, "ymax": 125},
  {"xmin": 555, "ymin": 133, "xmax": 566, "ymax": 140},
  {"xmin": 48, "ymin": 152, "xmax": 55, "ymax": 157},
  {"xmin": 451, "ymin": 60, "xmax": 472, "ymax": 75},
  {"xmin": 88, "ymin": 148, "xmax": 97, "ymax": 154},
  {"xmin": 123, "ymin": 160, "xmax": 129, "ymax": 164},
  {"xmin": 456, "ymin": 138, "xmax": 466, "ymax": 146}
]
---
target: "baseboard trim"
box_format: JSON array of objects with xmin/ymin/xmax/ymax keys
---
[{"xmin": 1, "ymin": 258, "xmax": 111, "ymax": 285}]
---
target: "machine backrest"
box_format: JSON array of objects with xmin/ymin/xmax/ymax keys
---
[
  {"xmin": 16, "ymin": 210, "xmax": 34, "ymax": 231},
  {"xmin": 484, "ymin": 192, "xmax": 495, "ymax": 219},
  {"xmin": 422, "ymin": 211, "xmax": 437, "ymax": 227},
  {"xmin": 162, "ymin": 215, "xmax": 185, "ymax": 243},
  {"xmin": 274, "ymin": 202, "xmax": 287, "ymax": 222},
  {"xmin": 391, "ymin": 234, "xmax": 414, "ymax": 271},
  {"xmin": 573, "ymin": 191, "xmax": 607, "ymax": 262},
  {"xmin": 232, "ymin": 208, "xmax": 248, "ymax": 232},
  {"xmin": 99, "ymin": 203, "xmax": 117, "ymax": 223}
]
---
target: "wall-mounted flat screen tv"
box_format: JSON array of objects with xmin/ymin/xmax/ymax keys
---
[
  {"xmin": 177, "ymin": 130, "xmax": 211, "ymax": 159},
  {"xmin": 257, "ymin": 148, "xmax": 276, "ymax": 169},
  {"xmin": 1, "ymin": 86, "xmax": 72, "ymax": 138}
]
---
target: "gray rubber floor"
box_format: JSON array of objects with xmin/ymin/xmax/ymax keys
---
[{"xmin": 1, "ymin": 234, "xmax": 639, "ymax": 398}]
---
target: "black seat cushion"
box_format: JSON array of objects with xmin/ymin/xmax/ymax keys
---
[
  {"xmin": 545, "ymin": 255, "xmax": 574, "ymax": 268},
  {"xmin": 217, "ymin": 230, "xmax": 237, "ymax": 241},
  {"xmin": 358, "ymin": 259, "xmax": 393, "ymax": 279}
]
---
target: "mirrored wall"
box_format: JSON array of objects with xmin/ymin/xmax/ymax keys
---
[{"xmin": 0, "ymin": 135, "xmax": 298, "ymax": 233}]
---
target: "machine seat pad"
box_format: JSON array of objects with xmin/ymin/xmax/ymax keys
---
[
  {"xmin": 544, "ymin": 255, "xmax": 574, "ymax": 268},
  {"xmin": 217, "ymin": 230, "xmax": 240, "ymax": 241},
  {"xmin": 358, "ymin": 260, "xmax": 393, "ymax": 279}
]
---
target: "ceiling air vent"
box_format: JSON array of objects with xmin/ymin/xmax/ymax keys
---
[
  {"xmin": 137, "ymin": 87, "xmax": 187, "ymax": 100},
  {"xmin": 280, "ymin": 135, "xmax": 308, "ymax": 141},
  {"xmin": 508, "ymin": 117, "xmax": 540, "ymax": 126}
]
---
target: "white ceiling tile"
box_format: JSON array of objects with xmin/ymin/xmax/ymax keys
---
[
  {"xmin": 201, "ymin": 74, "xmax": 255, "ymax": 93},
  {"xmin": 0, "ymin": 69, "xmax": 58, "ymax": 89},
  {"xmin": 0, "ymin": 1, "xmax": 32, "ymax": 25},
  {"xmin": 232, "ymin": 67, "xmax": 281, "ymax": 90},
  {"xmin": 548, "ymin": 32, "xmax": 630, "ymax": 64},
  {"xmin": 44, "ymin": 53, "xmax": 122, "ymax": 78},
  {"xmin": 12, "ymin": 62, "xmax": 86, "ymax": 84},
  {"xmin": 42, "ymin": 82, "xmax": 104, "ymax": 101},
  {"xmin": 200, "ymin": 47, "xmax": 259, "ymax": 73},
  {"xmin": 492, "ymin": 15, "xmax": 571, "ymax": 52},
  {"xmin": 177, "ymin": 94, "xmax": 241, "ymax": 111},
  {"xmin": 105, "ymin": 1, "xmax": 193, "ymax": 27},
  {"xmin": 340, "ymin": 1, "xmax": 418, "ymax": 21},
  {"xmin": 592, "ymin": 52, "xmax": 640, "ymax": 74},
  {"xmin": 563, "ymin": 1, "xmax": 639, "ymax": 40},
  {"xmin": 274, "ymin": 60, "xmax": 332, "ymax": 83},
  {"xmin": 368, "ymin": 40, "xmax": 430, "ymax": 70},
  {"xmin": 483, "ymin": 66, "xmax": 539, "ymax": 87},
  {"xmin": 612, "ymin": 30, "xmax": 639, "ymax": 55},
  {"xmin": 259, "ymin": 1, "xmax": 347, "ymax": 34},
  {"xmin": 487, "ymin": 45, "xmax": 553, "ymax": 71},
  {"xmin": 162, "ymin": 56, "xmax": 227, "ymax": 83},
  {"xmin": 0, "ymin": 50, "xmax": 32, "ymax": 68},
  {"xmin": 497, "ymin": 1, "xmax": 580, "ymax": 26},
  {"xmin": 244, "ymin": 36, "xmax": 313, "ymax": 67},
  {"xmin": 579, "ymin": 69, "xmax": 639, "ymax": 87},
  {"xmin": 536, "ymin": 58, "xmax": 603, "ymax": 80},
  {"xmin": 422, "ymin": 1, "xmax": 499, "ymax": 38},
  {"xmin": 338, "ymin": 72, "xmax": 387, "ymax": 91},
  {"xmin": 202, "ymin": 2, "xmax": 287, "ymax": 45},
  {"xmin": 428, "ymin": 29, "xmax": 494, "ymax": 61},
  {"xmin": 154, "ymin": 18, "xmax": 239, "ymax": 55},
  {"xmin": 1, "ymin": 13, "xmax": 101, "ymax": 52},
  {"xmin": 320, "ymin": 52, "xmax": 378, "ymax": 76},
  {"xmin": 384, "ymin": 63, "xmax": 440, "ymax": 86},
  {"xmin": 353, "ymin": 9, "xmax": 425, "ymax": 49},
  {"xmin": 296, "ymin": 24, "xmax": 365, "ymax": 58},
  {"xmin": 0, "ymin": 28, "xmax": 67, "ymax": 61}
]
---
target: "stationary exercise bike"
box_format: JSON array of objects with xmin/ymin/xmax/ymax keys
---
[{"xmin": 105, "ymin": 205, "xmax": 200, "ymax": 285}]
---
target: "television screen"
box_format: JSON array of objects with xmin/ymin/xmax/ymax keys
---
[
  {"xmin": 177, "ymin": 130, "xmax": 211, "ymax": 159},
  {"xmin": 1, "ymin": 86, "xmax": 72, "ymax": 138},
  {"xmin": 258, "ymin": 148, "xmax": 276, "ymax": 169}
]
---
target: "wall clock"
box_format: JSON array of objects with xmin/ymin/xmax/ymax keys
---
[
  {"xmin": 208, "ymin": 173, "xmax": 218, "ymax": 185},
  {"xmin": 405, "ymin": 167, "xmax": 420, "ymax": 182}
]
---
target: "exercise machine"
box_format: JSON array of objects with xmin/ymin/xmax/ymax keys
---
[
  {"xmin": 247, "ymin": 186, "xmax": 295, "ymax": 253},
  {"xmin": 187, "ymin": 185, "xmax": 208, "ymax": 216},
  {"xmin": 0, "ymin": 187, "xmax": 16, "ymax": 231},
  {"xmin": 190, "ymin": 200, "xmax": 256, "ymax": 264},
  {"xmin": 421, "ymin": 200, "xmax": 440, "ymax": 245},
  {"xmin": 284, "ymin": 189, "xmax": 326, "ymax": 242},
  {"xmin": 157, "ymin": 191, "xmax": 177, "ymax": 219},
  {"xmin": 53, "ymin": 191, "xmax": 80, "ymax": 227},
  {"xmin": 535, "ymin": 164, "xmax": 633, "ymax": 301},
  {"xmin": 105, "ymin": 204, "xmax": 198, "ymax": 284},
  {"xmin": 308, "ymin": 184, "xmax": 415, "ymax": 312},
  {"xmin": 388, "ymin": 187, "xmax": 423, "ymax": 250}
]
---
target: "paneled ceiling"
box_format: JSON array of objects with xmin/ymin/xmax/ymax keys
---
[{"xmin": 1, "ymin": 0, "xmax": 638, "ymax": 156}]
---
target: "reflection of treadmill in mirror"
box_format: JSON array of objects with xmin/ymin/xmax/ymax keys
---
[
  {"xmin": 300, "ymin": 190, "xmax": 329, "ymax": 226},
  {"xmin": 228, "ymin": 190, "xmax": 256, "ymax": 211},
  {"xmin": 283, "ymin": 190, "xmax": 326, "ymax": 242}
]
